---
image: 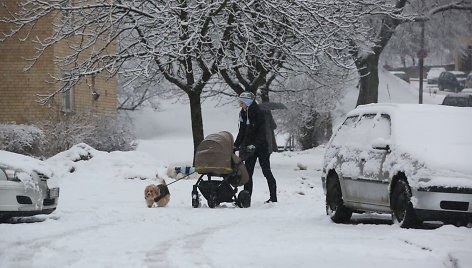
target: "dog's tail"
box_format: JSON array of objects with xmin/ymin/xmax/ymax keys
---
[{"xmin": 159, "ymin": 177, "xmax": 167, "ymax": 185}]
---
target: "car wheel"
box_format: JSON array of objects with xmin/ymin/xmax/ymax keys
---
[
  {"xmin": 391, "ymin": 179, "xmax": 420, "ymax": 228},
  {"xmin": 0, "ymin": 215, "xmax": 12, "ymax": 223},
  {"xmin": 326, "ymin": 173, "xmax": 352, "ymax": 223}
]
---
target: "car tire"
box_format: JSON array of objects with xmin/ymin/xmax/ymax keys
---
[
  {"xmin": 391, "ymin": 179, "xmax": 420, "ymax": 228},
  {"xmin": 326, "ymin": 173, "xmax": 352, "ymax": 223}
]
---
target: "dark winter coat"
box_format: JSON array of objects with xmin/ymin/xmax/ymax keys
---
[{"xmin": 234, "ymin": 102, "xmax": 268, "ymax": 152}]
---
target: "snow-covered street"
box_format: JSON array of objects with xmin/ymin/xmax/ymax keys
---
[{"xmin": 1, "ymin": 71, "xmax": 471, "ymax": 268}]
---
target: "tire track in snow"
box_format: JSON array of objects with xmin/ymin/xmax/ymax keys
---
[
  {"xmin": 144, "ymin": 221, "xmax": 234, "ymax": 268},
  {"xmin": 0, "ymin": 222, "xmax": 112, "ymax": 268}
]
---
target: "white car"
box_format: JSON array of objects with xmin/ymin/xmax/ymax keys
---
[
  {"xmin": 322, "ymin": 104, "xmax": 472, "ymax": 228},
  {"xmin": 0, "ymin": 150, "xmax": 59, "ymax": 220}
]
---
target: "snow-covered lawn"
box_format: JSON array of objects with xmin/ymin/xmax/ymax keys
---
[{"xmin": 1, "ymin": 71, "xmax": 471, "ymax": 268}]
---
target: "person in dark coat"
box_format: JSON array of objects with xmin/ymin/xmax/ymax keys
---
[{"xmin": 234, "ymin": 91, "xmax": 277, "ymax": 204}]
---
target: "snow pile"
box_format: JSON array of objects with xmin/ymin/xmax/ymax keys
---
[{"xmin": 46, "ymin": 143, "xmax": 168, "ymax": 183}]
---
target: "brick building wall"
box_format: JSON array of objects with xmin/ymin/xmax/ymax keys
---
[{"xmin": 0, "ymin": 2, "xmax": 117, "ymax": 125}]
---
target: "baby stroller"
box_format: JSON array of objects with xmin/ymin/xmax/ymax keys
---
[{"xmin": 192, "ymin": 131, "xmax": 252, "ymax": 208}]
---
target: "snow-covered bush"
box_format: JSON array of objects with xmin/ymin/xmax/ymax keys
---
[
  {"xmin": 39, "ymin": 113, "xmax": 136, "ymax": 157},
  {"xmin": 0, "ymin": 124, "xmax": 43, "ymax": 156},
  {"xmin": 39, "ymin": 114, "xmax": 96, "ymax": 157},
  {"xmin": 83, "ymin": 113, "xmax": 136, "ymax": 153}
]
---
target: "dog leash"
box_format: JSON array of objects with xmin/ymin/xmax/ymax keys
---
[{"xmin": 166, "ymin": 171, "xmax": 199, "ymax": 186}]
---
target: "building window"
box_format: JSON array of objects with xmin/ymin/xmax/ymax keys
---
[{"xmin": 62, "ymin": 88, "xmax": 74, "ymax": 113}]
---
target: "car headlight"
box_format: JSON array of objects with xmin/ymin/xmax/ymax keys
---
[{"xmin": 5, "ymin": 169, "xmax": 21, "ymax": 182}]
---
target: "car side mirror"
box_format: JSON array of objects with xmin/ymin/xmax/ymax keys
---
[{"xmin": 371, "ymin": 138, "xmax": 390, "ymax": 152}]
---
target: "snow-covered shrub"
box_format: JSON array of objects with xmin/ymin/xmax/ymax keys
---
[
  {"xmin": 39, "ymin": 114, "xmax": 95, "ymax": 157},
  {"xmin": 39, "ymin": 113, "xmax": 136, "ymax": 157},
  {"xmin": 0, "ymin": 124, "xmax": 43, "ymax": 156},
  {"xmin": 83, "ymin": 112, "xmax": 136, "ymax": 153}
]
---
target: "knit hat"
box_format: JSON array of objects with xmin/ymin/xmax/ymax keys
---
[{"xmin": 239, "ymin": 91, "xmax": 255, "ymax": 107}]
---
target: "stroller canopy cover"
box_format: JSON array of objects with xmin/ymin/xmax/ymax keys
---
[{"xmin": 195, "ymin": 131, "xmax": 234, "ymax": 175}]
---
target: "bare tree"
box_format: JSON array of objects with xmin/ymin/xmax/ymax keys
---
[
  {"xmin": 0, "ymin": 0, "xmax": 234, "ymax": 153},
  {"xmin": 0, "ymin": 0, "xmax": 431, "ymax": 153},
  {"xmin": 218, "ymin": 1, "xmax": 393, "ymax": 97},
  {"xmin": 350, "ymin": 0, "xmax": 472, "ymax": 106},
  {"xmin": 273, "ymin": 61, "xmax": 355, "ymax": 149},
  {"xmin": 384, "ymin": 2, "xmax": 472, "ymax": 69}
]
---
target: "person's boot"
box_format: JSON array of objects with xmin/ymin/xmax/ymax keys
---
[{"xmin": 265, "ymin": 185, "xmax": 277, "ymax": 203}]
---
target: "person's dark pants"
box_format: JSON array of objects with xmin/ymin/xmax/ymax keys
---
[{"xmin": 243, "ymin": 148, "xmax": 277, "ymax": 202}]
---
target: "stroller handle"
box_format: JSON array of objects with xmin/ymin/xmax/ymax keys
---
[{"xmin": 234, "ymin": 145, "xmax": 255, "ymax": 160}]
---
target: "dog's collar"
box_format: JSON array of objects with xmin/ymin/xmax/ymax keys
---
[{"xmin": 153, "ymin": 184, "xmax": 170, "ymax": 203}]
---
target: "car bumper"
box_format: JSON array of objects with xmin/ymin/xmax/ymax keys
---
[
  {"xmin": 0, "ymin": 183, "xmax": 59, "ymax": 218},
  {"xmin": 412, "ymin": 187, "xmax": 472, "ymax": 222}
]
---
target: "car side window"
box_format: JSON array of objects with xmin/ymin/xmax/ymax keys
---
[
  {"xmin": 356, "ymin": 114, "xmax": 390, "ymax": 143},
  {"xmin": 331, "ymin": 116, "xmax": 359, "ymax": 146},
  {"xmin": 0, "ymin": 169, "xmax": 7, "ymax": 181},
  {"xmin": 370, "ymin": 114, "xmax": 391, "ymax": 141}
]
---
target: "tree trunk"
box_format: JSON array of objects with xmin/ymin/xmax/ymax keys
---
[
  {"xmin": 188, "ymin": 91, "xmax": 204, "ymax": 161},
  {"xmin": 356, "ymin": 54, "xmax": 380, "ymax": 106},
  {"xmin": 401, "ymin": 55, "xmax": 406, "ymax": 69}
]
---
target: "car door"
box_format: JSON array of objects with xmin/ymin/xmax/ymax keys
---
[
  {"xmin": 358, "ymin": 114, "xmax": 391, "ymax": 208},
  {"xmin": 341, "ymin": 114, "xmax": 391, "ymax": 210},
  {"xmin": 327, "ymin": 115, "xmax": 362, "ymax": 198}
]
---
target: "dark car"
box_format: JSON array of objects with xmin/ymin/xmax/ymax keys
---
[
  {"xmin": 438, "ymin": 71, "xmax": 467, "ymax": 92},
  {"xmin": 441, "ymin": 94, "xmax": 472, "ymax": 107}
]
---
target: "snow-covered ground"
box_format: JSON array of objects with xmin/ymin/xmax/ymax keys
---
[{"xmin": 1, "ymin": 71, "xmax": 471, "ymax": 268}]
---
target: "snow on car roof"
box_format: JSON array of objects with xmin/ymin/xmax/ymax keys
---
[
  {"xmin": 426, "ymin": 68, "xmax": 445, "ymax": 79},
  {"xmin": 345, "ymin": 103, "xmax": 472, "ymax": 175},
  {"xmin": 449, "ymin": 71, "xmax": 466, "ymax": 75},
  {"xmin": 0, "ymin": 150, "xmax": 53, "ymax": 177}
]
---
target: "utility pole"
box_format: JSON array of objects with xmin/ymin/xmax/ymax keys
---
[
  {"xmin": 418, "ymin": 0, "xmax": 426, "ymax": 104},
  {"xmin": 418, "ymin": 21, "xmax": 425, "ymax": 104}
]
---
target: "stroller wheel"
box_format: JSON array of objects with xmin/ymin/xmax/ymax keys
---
[
  {"xmin": 192, "ymin": 186, "xmax": 200, "ymax": 208},
  {"xmin": 237, "ymin": 190, "xmax": 251, "ymax": 208},
  {"xmin": 207, "ymin": 199, "xmax": 218, "ymax": 208}
]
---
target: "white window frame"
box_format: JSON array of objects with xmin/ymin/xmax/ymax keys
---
[{"xmin": 62, "ymin": 88, "xmax": 74, "ymax": 113}]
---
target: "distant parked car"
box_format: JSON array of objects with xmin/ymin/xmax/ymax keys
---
[
  {"xmin": 390, "ymin": 71, "xmax": 410, "ymax": 83},
  {"xmin": 0, "ymin": 150, "xmax": 59, "ymax": 220},
  {"xmin": 438, "ymin": 71, "xmax": 467, "ymax": 92},
  {"xmin": 441, "ymin": 94, "xmax": 472, "ymax": 107},
  {"xmin": 461, "ymin": 88, "xmax": 472, "ymax": 94},
  {"xmin": 427, "ymin": 67, "xmax": 446, "ymax": 85},
  {"xmin": 465, "ymin": 73, "xmax": 472, "ymax": 89},
  {"xmin": 322, "ymin": 104, "xmax": 472, "ymax": 228}
]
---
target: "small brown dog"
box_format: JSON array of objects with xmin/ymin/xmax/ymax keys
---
[{"xmin": 144, "ymin": 178, "xmax": 170, "ymax": 208}]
